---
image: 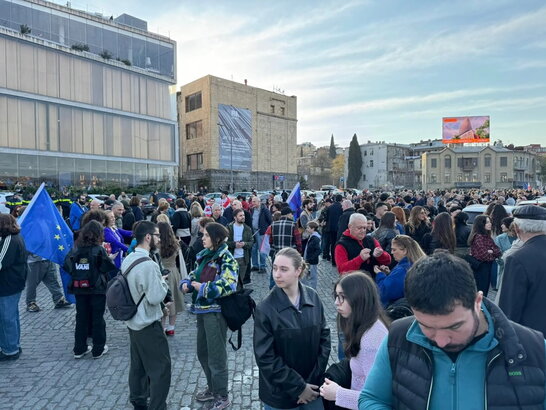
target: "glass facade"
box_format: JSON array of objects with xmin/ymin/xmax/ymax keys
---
[
  {"xmin": 0, "ymin": 151, "xmax": 176, "ymax": 188},
  {"xmin": 0, "ymin": 94, "xmax": 175, "ymax": 162},
  {"xmin": 0, "ymin": 0, "xmax": 175, "ymax": 79}
]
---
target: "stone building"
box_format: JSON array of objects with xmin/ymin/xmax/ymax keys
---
[
  {"xmin": 422, "ymin": 145, "xmax": 541, "ymax": 190},
  {"xmin": 178, "ymin": 75, "xmax": 298, "ymax": 192},
  {"xmin": 0, "ymin": 0, "xmax": 178, "ymax": 189}
]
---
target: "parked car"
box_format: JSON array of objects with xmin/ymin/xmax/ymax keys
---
[
  {"xmin": 461, "ymin": 204, "xmax": 517, "ymax": 224},
  {"xmin": 517, "ymin": 196, "xmax": 546, "ymax": 206},
  {"xmin": 204, "ymin": 192, "xmax": 223, "ymax": 204},
  {"xmin": 143, "ymin": 192, "xmax": 177, "ymax": 204},
  {"xmin": 0, "ymin": 192, "xmax": 15, "ymax": 214},
  {"xmin": 87, "ymin": 194, "xmax": 110, "ymax": 204}
]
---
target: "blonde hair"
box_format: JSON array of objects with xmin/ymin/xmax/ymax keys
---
[
  {"xmin": 156, "ymin": 214, "xmax": 170, "ymax": 224},
  {"xmin": 275, "ymin": 247, "xmax": 309, "ymax": 278},
  {"xmin": 190, "ymin": 202, "xmax": 204, "ymax": 218},
  {"xmin": 391, "ymin": 235, "xmax": 426, "ymax": 264}
]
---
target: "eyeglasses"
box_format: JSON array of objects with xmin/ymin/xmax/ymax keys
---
[
  {"xmin": 334, "ymin": 293, "xmax": 346, "ymax": 304},
  {"xmin": 151, "ymin": 233, "xmax": 160, "ymax": 237}
]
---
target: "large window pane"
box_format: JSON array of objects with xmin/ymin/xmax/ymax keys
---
[
  {"xmin": 102, "ymin": 27, "xmax": 117, "ymax": 58},
  {"xmin": 132, "ymin": 36, "xmax": 146, "ymax": 68},
  {"xmin": 91, "ymin": 159, "xmax": 106, "ymax": 187},
  {"xmin": 10, "ymin": 3, "xmax": 31, "ymax": 30},
  {"xmin": 120, "ymin": 162, "xmax": 134, "ymax": 187},
  {"xmin": 75, "ymin": 159, "xmax": 90, "ymax": 187},
  {"xmin": 38, "ymin": 156, "xmax": 57, "ymax": 182},
  {"xmin": 0, "ymin": 1, "xmax": 11, "ymax": 30},
  {"xmin": 0, "ymin": 153, "xmax": 18, "ymax": 181},
  {"xmin": 18, "ymin": 155, "xmax": 38, "ymax": 180},
  {"xmin": 159, "ymin": 44, "xmax": 174, "ymax": 77},
  {"xmin": 118, "ymin": 33, "xmax": 132, "ymax": 62},
  {"xmin": 58, "ymin": 157, "xmax": 74, "ymax": 187},
  {"xmin": 145, "ymin": 39, "xmax": 159, "ymax": 73},
  {"xmin": 86, "ymin": 23, "xmax": 103, "ymax": 54},
  {"xmin": 68, "ymin": 17, "xmax": 86, "ymax": 47},
  {"xmin": 31, "ymin": 8, "xmax": 51, "ymax": 40},
  {"xmin": 51, "ymin": 14, "xmax": 69, "ymax": 45}
]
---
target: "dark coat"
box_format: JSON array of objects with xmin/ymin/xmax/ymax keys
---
[
  {"xmin": 250, "ymin": 205, "xmax": 272, "ymax": 235},
  {"xmin": 305, "ymin": 233, "xmax": 321, "ymax": 265},
  {"xmin": 499, "ymin": 234, "xmax": 546, "ymax": 336},
  {"xmin": 254, "ymin": 284, "xmax": 330, "ymax": 408},
  {"xmin": 326, "ymin": 201, "xmax": 343, "ymax": 233},
  {"xmin": 0, "ymin": 234, "xmax": 28, "ymax": 296},
  {"xmin": 130, "ymin": 205, "xmax": 144, "ymax": 222},
  {"xmin": 122, "ymin": 209, "xmax": 135, "ymax": 231},
  {"xmin": 336, "ymin": 208, "xmax": 355, "ymax": 241}
]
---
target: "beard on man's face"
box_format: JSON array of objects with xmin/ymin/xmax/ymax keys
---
[
  {"xmin": 150, "ymin": 237, "xmax": 158, "ymax": 252},
  {"xmin": 430, "ymin": 309, "xmax": 480, "ymax": 353}
]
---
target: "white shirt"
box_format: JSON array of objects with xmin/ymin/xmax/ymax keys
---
[{"xmin": 232, "ymin": 224, "xmax": 244, "ymax": 259}]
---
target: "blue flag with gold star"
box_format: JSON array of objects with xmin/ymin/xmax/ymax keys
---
[{"xmin": 19, "ymin": 183, "xmax": 73, "ymax": 266}]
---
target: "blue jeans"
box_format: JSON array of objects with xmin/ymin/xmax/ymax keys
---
[
  {"xmin": 263, "ymin": 399, "xmax": 324, "ymax": 410},
  {"xmin": 0, "ymin": 292, "xmax": 22, "ymax": 355},
  {"xmin": 301, "ymin": 264, "xmax": 318, "ymax": 290},
  {"xmin": 251, "ymin": 232, "xmax": 267, "ymax": 269}
]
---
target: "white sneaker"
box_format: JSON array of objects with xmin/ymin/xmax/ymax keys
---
[
  {"xmin": 74, "ymin": 345, "xmax": 92, "ymax": 359},
  {"xmin": 93, "ymin": 345, "xmax": 109, "ymax": 359}
]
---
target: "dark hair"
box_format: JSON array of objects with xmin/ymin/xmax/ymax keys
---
[
  {"xmin": 484, "ymin": 202, "xmax": 496, "ymax": 216},
  {"xmin": 490, "ymin": 204, "xmax": 508, "ymax": 236},
  {"xmin": 501, "ymin": 216, "xmax": 514, "ymax": 230},
  {"xmin": 157, "ymin": 222, "xmax": 179, "ymax": 259},
  {"xmin": 335, "ymin": 272, "xmax": 389, "ymax": 358},
  {"xmin": 233, "ymin": 208, "xmax": 244, "ymax": 218},
  {"xmin": 405, "ymin": 252, "xmax": 477, "ymax": 315},
  {"xmin": 198, "ymin": 217, "xmax": 214, "ymax": 229},
  {"xmin": 468, "ymin": 215, "xmax": 490, "ymax": 246},
  {"xmin": 431, "ymin": 212, "xmax": 456, "ymax": 253},
  {"xmin": 175, "ymin": 198, "xmax": 186, "ymax": 209},
  {"xmin": 0, "ymin": 214, "xmax": 20, "ymax": 236},
  {"xmin": 81, "ymin": 209, "xmax": 107, "ymax": 228},
  {"xmin": 307, "ymin": 220, "xmax": 319, "ymax": 230},
  {"xmin": 77, "ymin": 220, "xmax": 104, "ymax": 247},
  {"xmin": 302, "ymin": 199, "xmax": 312, "ymax": 208},
  {"xmin": 375, "ymin": 202, "xmax": 388, "ymax": 213},
  {"xmin": 377, "ymin": 211, "xmax": 396, "ymax": 230},
  {"xmin": 135, "ymin": 221, "xmax": 157, "ymax": 245},
  {"xmin": 204, "ymin": 222, "xmax": 228, "ymax": 250},
  {"xmin": 454, "ymin": 211, "xmax": 469, "ymax": 226},
  {"xmin": 129, "ymin": 196, "xmax": 141, "ymax": 207}
]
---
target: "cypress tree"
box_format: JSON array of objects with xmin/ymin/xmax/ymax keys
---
[
  {"xmin": 329, "ymin": 134, "xmax": 336, "ymax": 159},
  {"xmin": 347, "ymin": 133, "xmax": 362, "ymax": 188}
]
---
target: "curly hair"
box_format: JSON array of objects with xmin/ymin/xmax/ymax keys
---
[{"xmin": 77, "ymin": 220, "xmax": 104, "ymax": 247}]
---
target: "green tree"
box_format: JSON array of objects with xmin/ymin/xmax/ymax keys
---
[
  {"xmin": 331, "ymin": 154, "xmax": 345, "ymax": 184},
  {"xmin": 347, "ymin": 133, "xmax": 362, "ymax": 188},
  {"xmin": 299, "ymin": 175, "xmax": 309, "ymax": 190},
  {"xmin": 329, "ymin": 134, "xmax": 337, "ymax": 159}
]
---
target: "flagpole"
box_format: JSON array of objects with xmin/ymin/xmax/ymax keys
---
[{"xmin": 17, "ymin": 182, "xmax": 46, "ymax": 225}]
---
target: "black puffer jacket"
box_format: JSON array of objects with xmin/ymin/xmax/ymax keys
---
[
  {"xmin": 254, "ymin": 284, "xmax": 331, "ymax": 408},
  {"xmin": 0, "ymin": 234, "xmax": 28, "ymax": 296}
]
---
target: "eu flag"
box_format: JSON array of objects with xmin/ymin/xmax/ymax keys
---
[
  {"xmin": 19, "ymin": 183, "xmax": 73, "ymax": 265},
  {"xmin": 287, "ymin": 182, "xmax": 302, "ymax": 219}
]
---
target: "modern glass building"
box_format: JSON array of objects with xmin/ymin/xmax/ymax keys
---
[{"xmin": 0, "ymin": 0, "xmax": 178, "ymax": 190}]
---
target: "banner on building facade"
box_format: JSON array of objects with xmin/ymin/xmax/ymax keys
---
[
  {"xmin": 442, "ymin": 116, "xmax": 490, "ymax": 144},
  {"xmin": 218, "ymin": 104, "xmax": 252, "ymax": 171}
]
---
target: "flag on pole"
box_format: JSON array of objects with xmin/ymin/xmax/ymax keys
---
[
  {"xmin": 286, "ymin": 182, "xmax": 302, "ymax": 219},
  {"xmin": 260, "ymin": 233, "xmax": 271, "ymax": 255},
  {"xmin": 19, "ymin": 183, "xmax": 75, "ymax": 303}
]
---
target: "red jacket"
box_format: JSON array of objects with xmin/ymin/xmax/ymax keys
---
[{"xmin": 335, "ymin": 229, "xmax": 391, "ymax": 274}]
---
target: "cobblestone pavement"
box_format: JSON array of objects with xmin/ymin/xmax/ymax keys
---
[{"xmin": 0, "ymin": 258, "xmax": 342, "ymax": 410}]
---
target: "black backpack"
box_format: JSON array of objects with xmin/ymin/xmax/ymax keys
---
[
  {"xmin": 217, "ymin": 288, "xmax": 256, "ymax": 351},
  {"xmin": 64, "ymin": 246, "xmax": 101, "ymax": 290},
  {"xmin": 106, "ymin": 257, "xmax": 150, "ymax": 321}
]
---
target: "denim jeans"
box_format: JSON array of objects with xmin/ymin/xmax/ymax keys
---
[
  {"xmin": 301, "ymin": 264, "xmax": 318, "ymax": 290},
  {"xmin": 0, "ymin": 292, "xmax": 22, "ymax": 355},
  {"xmin": 251, "ymin": 232, "xmax": 267, "ymax": 269},
  {"xmin": 263, "ymin": 399, "xmax": 324, "ymax": 410}
]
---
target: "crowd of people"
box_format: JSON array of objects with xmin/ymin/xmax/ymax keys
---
[{"xmin": 0, "ymin": 185, "xmax": 546, "ymax": 410}]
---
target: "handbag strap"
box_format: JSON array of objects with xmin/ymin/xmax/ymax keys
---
[
  {"xmin": 0, "ymin": 235, "xmax": 12, "ymax": 271},
  {"xmin": 122, "ymin": 257, "xmax": 150, "ymax": 306}
]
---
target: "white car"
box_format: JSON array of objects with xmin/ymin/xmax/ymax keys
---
[
  {"xmin": 517, "ymin": 196, "xmax": 546, "ymax": 206},
  {"xmin": 461, "ymin": 204, "xmax": 516, "ymax": 224},
  {"xmin": 0, "ymin": 192, "xmax": 15, "ymax": 214}
]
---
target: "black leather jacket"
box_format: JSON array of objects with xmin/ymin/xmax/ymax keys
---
[{"xmin": 253, "ymin": 283, "xmax": 331, "ymax": 408}]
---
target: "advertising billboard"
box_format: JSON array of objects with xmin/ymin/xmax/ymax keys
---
[
  {"xmin": 442, "ymin": 116, "xmax": 490, "ymax": 144},
  {"xmin": 218, "ymin": 104, "xmax": 252, "ymax": 171}
]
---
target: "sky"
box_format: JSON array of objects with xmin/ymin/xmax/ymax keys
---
[{"xmin": 65, "ymin": 0, "xmax": 546, "ymax": 148}]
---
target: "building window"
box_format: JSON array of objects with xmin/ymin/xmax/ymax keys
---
[
  {"xmin": 500, "ymin": 173, "xmax": 508, "ymax": 182},
  {"xmin": 362, "ymin": 174, "xmax": 366, "ymax": 181},
  {"xmin": 472, "ymin": 173, "xmax": 478, "ymax": 182},
  {"xmin": 431, "ymin": 158, "xmax": 437, "ymax": 168},
  {"xmin": 186, "ymin": 120, "xmax": 202, "ymax": 140},
  {"xmin": 484, "ymin": 155, "xmax": 491, "ymax": 167},
  {"xmin": 444, "ymin": 173, "xmax": 451, "ymax": 183},
  {"xmin": 187, "ymin": 153, "xmax": 203, "ymax": 171},
  {"xmin": 457, "ymin": 173, "xmax": 463, "ymax": 182},
  {"xmin": 280, "ymin": 107, "xmax": 285, "ymax": 116},
  {"xmin": 270, "ymin": 105, "xmax": 275, "ymax": 114},
  {"xmin": 185, "ymin": 92, "xmax": 202, "ymax": 113},
  {"xmin": 464, "ymin": 173, "xmax": 471, "ymax": 182},
  {"xmin": 500, "ymin": 156, "xmax": 508, "ymax": 167},
  {"xmin": 370, "ymin": 149, "xmax": 374, "ymax": 156},
  {"xmin": 369, "ymin": 160, "xmax": 374, "ymax": 167},
  {"xmin": 444, "ymin": 155, "xmax": 451, "ymax": 168},
  {"xmin": 430, "ymin": 174, "xmax": 437, "ymax": 183},
  {"xmin": 485, "ymin": 174, "xmax": 491, "ymax": 183},
  {"xmin": 364, "ymin": 150, "xmax": 367, "ymax": 156}
]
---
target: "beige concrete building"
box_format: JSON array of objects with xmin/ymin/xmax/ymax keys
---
[
  {"xmin": 0, "ymin": 0, "xmax": 178, "ymax": 189},
  {"xmin": 422, "ymin": 145, "xmax": 541, "ymax": 190},
  {"xmin": 178, "ymin": 75, "xmax": 297, "ymax": 191}
]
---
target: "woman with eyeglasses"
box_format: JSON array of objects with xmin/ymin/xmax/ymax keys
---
[
  {"xmin": 254, "ymin": 247, "xmax": 330, "ymax": 410},
  {"xmin": 373, "ymin": 235, "xmax": 426, "ymax": 307},
  {"xmin": 319, "ymin": 272, "xmax": 388, "ymax": 410}
]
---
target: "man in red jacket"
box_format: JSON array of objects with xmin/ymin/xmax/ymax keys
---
[{"xmin": 335, "ymin": 213, "xmax": 391, "ymax": 275}]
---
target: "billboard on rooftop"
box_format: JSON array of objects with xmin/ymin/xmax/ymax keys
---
[{"xmin": 442, "ymin": 116, "xmax": 490, "ymax": 144}]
